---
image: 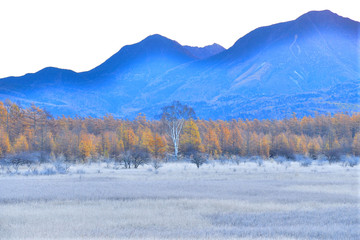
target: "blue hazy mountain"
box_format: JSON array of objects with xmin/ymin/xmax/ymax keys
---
[
  {"xmin": 0, "ymin": 34, "xmax": 199, "ymax": 116},
  {"xmin": 0, "ymin": 10, "xmax": 358, "ymax": 119},
  {"xmin": 131, "ymin": 10, "xmax": 360, "ymax": 119}
]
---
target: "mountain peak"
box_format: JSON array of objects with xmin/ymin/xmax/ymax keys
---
[
  {"xmin": 131, "ymin": 34, "xmax": 188, "ymax": 54},
  {"xmin": 298, "ymin": 10, "xmax": 338, "ymax": 19},
  {"xmin": 37, "ymin": 66, "xmax": 75, "ymax": 74},
  {"xmin": 295, "ymin": 9, "xmax": 358, "ymax": 25},
  {"xmin": 227, "ymin": 9, "xmax": 359, "ymax": 60},
  {"xmin": 209, "ymin": 43, "xmax": 225, "ymax": 48},
  {"xmin": 143, "ymin": 33, "xmax": 167, "ymax": 39},
  {"xmin": 86, "ymin": 34, "xmax": 196, "ymax": 75},
  {"xmin": 141, "ymin": 34, "xmax": 173, "ymax": 43}
]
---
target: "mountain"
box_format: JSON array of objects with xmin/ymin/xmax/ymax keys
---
[
  {"xmin": 129, "ymin": 10, "xmax": 360, "ymax": 119},
  {"xmin": 184, "ymin": 44, "xmax": 225, "ymax": 59},
  {"xmin": 0, "ymin": 10, "xmax": 359, "ymax": 119},
  {"xmin": 0, "ymin": 34, "xmax": 199, "ymax": 116}
]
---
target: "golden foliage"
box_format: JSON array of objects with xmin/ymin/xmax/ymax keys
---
[{"xmin": 0, "ymin": 100, "xmax": 359, "ymax": 161}]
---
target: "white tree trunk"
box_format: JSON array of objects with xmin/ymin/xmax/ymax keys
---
[{"xmin": 167, "ymin": 119, "xmax": 184, "ymax": 159}]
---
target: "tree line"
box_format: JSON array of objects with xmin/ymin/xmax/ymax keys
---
[{"xmin": 0, "ymin": 100, "xmax": 359, "ymax": 168}]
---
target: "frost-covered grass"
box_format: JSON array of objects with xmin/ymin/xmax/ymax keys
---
[
  {"xmin": 0, "ymin": 156, "xmax": 358, "ymax": 177},
  {"xmin": 0, "ymin": 159, "xmax": 359, "ymax": 239}
]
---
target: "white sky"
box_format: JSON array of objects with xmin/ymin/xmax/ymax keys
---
[{"xmin": 0, "ymin": 0, "xmax": 358, "ymax": 78}]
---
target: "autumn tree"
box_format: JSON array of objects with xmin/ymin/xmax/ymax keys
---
[
  {"xmin": 138, "ymin": 127, "xmax": 153, "ymax": 152},
  {"xmin": 203, "ymin": 127, "xmax": 221, "ymax": 156},
  {"xmin": 249, "ymin": 132, "xmax": 260, "ymax": 156},
  {"xmin": 121, "ymin": 126, "xmax": 138, "ymax": 151},
  {"xmin": 79, "ymin": 134, "xmax": 95, "ymax": 162},
  {"xmin": 352, "ymin": 133, "xmax": 360, "ymax": 156},
  {"xmin": 13, "ymin": 135, "xmax": 29, "ymax": 153},
  {"xmin": 106, "ymin": 131, "xmax": 122, "ymax": 159},
  {"xmin": 260, "ymin": 135, "xmax": 271, "ymax": 159},
  {"xmin": 228, "ymin": 122, "xmax": 244, "ymax": 156},
  {"xmin": 44, "ymin": 132, "xmax": 56, "ymax": 155},
  {"xmin": 5, "ymin": 100, "xmax": 25, "ymax": 142},
  {"xmin": 56, "ymin": 129, "xmax": 78, "ymax": 161},
  {"xmin": 272, "ymin": 133, "xmax": 294, "ymax": 159},
  {"xmin": 180, "ymin": 119, "xmax": 203, "ymax": 156},
  {"xmin": 25, "ymin": 104, "xmax": 43, "ymax": 149},
  {"xmin": 149, "ymin": 133, "xmax": 166, "ymax": 159},
  {"xmin": 324, "ymin": 128, "xmax": 341, "ymax": 161},
  {"xmin": 295, "ymin": 135, "xmax": 307, "ymax": 155},
  {"xmin": 0, "ymin": 102, "xmax": 7, "ymax": 128},
  {"xmin": 218, "ymin": 122, "xmax": 231, "ymax": 154},
  {"xmin": 308, "ymin": 138, "xmax": 321, "ymax": 159},
  {"xmin": 0, "ymin": 128, "xmax": 12, "ymax": 157}
]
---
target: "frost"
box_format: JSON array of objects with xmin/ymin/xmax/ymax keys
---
[{"xmin": 0, "ymin": 159, "xmax": 358, "ymax": 239}]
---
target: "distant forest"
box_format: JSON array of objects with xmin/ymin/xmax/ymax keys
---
[{"xmin": 0, "ymin": 100, "xmax": 359, "ymax": 167}]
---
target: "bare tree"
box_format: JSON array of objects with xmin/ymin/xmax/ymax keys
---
[
  {"xmin": 190, "ymin": 152, "xmax": 207, "ymax": 168},
  {"xmin": 131, "ymin": 146, "xmax": 150, "ymax": 168},
  {"xmin": 121, "ymin": 151, "xmax": 133, "ymax": 169},
  {"xmin": 121, "ymin": 146, "xmax": 150, "ymax": 169},
  {"xmin": 161, "ymin": 101, "xmax": 195, "ymax": 159}
]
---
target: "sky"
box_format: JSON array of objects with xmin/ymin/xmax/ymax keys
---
[{"xmin": 0, "ymin": 0, "xmax": 358, "ymax": 78}]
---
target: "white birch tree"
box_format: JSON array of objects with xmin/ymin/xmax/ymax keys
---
[{"xmin": 161, "ymin": 101, "xmax": 195, "ymax": 159}]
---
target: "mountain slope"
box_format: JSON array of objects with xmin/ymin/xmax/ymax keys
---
[{"xmin": 0, "ymin": 10, "xmax": 358, "ymax": 119}]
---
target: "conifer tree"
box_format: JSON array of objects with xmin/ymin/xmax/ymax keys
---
[
  {"xmin": 0, "ymin": 128, "xmax": 12, "ymax": 156},
  {"xmin": 352, "ymin": 133, "xmax": 360, "ymax": 156},
  {"xmin": 203, "ymin": 127, "xmax": 221, "ymax": 156},
  {"xmin": 149, "ymin": 133, "xmax": 166, "ymax": 159},
  {"xmin": 13, "ymin": 135, "xmax": 29, "ymax": 153},
  {"xmin": 180, "ymin": 119, "xmax": 203, "ymax": 156}
]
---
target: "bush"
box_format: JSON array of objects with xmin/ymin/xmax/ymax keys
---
[
  {"xmin": 300, "ymin": 158, "xmax": 312, "ymax": 167},
  {"xmin": 8, "ymin": 152, "xmax": 41, "ymax": 166},
  {"xmin": 53, "ymin": 161, "xmax": 70, "ymax": 174},
  {"xmin": 256, "ymin": 158, "xmax": 263, "ymax": 167},
  {"xmin": 270, "ymin": 147, "xmax": 295, "ymax": 160},
  {"xmin": 40, "ymin": 167, "xmax": 57, "ymax": 175},
  {"xmin": 274, "ymin": 156, "xmax": 287, "ymax": 164},
  {"xmin": 121, "ymin": 146, "xmax": 150, "ymax": 169},
  {"xmin": 343, "ymin": 156, "xmax": 359, "ymax": 167},
  {"xmin": 151, "ymin": 159, "xmax": 163, "ymax": 170},
  {"xmin": 324, "ymin": 148, "xmax": 341, "ymax": 162},
  {"xmin": 230, "ymin": 155, "xmax": 243, "ymax": 165},
  {"xmin": 190, "ymin": 152, "xmax": 207, "ymax": 168}
]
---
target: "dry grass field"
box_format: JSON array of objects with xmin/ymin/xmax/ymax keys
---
[{"xmin": 0, "ymin": 160, "xmax": 359, "ymax": 239}]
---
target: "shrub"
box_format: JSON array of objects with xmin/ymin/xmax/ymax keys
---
[
  {"xmin": 53, "ymin": 161, "xmax": 70, "ymax": 174},
  {"xmin": 343, "ymin": 156, "xmax": 359, "ymax": 167},
  {"xmin": 190, "ymin": 152, "xmax": 207, "ymax": 168},
  {"xmin": 324, "ymin": 148, "xmax": 341, "ymax": 162},
  {"xmin": 121, "ymin": 146, "xmax": 150, "ymax": 169},
  {"xmin": 300, "ymin": 158, "xmax": 312, "ymax": 167}
]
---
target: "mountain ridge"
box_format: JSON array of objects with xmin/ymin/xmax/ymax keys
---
[
  {"xmin": 0, "ymin": 10, "xmax": 358, "ymax": 119},
  {"xmin": 184, "ymin": 43, "xmax": 226, "ymax": 59}
]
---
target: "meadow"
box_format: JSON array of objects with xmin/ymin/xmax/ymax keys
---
[{"xmin": 0, "ymin": 159, "xmax": 359, "ymax": 239}]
